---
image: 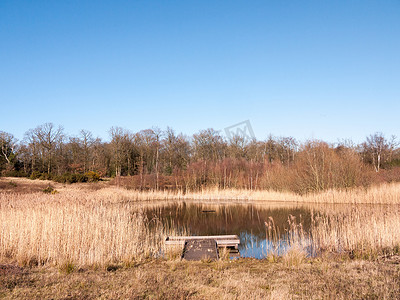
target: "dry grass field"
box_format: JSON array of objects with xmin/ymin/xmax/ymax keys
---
[
  {"xmin": 1, "ymin": 258, "xmax": 400, "ymax": 299},
  {"xmin": 1, "ymin": 177, "xmax": 400, "ymax": 299}
]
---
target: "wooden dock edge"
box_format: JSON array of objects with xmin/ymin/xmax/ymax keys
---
[{"xmin": 165, "ymin": 235, "xmax": 240, "ymax": 250}]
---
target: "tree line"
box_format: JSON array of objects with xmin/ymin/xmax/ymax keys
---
[{"xmin": 1, "ymin": 123, "xmax": 399, "ymax": 194}]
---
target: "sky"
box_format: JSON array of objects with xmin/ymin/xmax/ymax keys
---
[{"xmin": 1, "ymin": 0, "xmax": 399, "ymax": 144}]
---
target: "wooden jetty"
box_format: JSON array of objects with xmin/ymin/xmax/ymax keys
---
[
  {"xmin": 183, "ymin": 239, "xmax": 219, "ymax": 260},
  {"xmin": 165, "ymin": 235, "xmax": 240, "ymax": 260}
]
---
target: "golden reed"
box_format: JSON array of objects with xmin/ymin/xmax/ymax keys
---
[{"xmin": 1, "ymin": 181, "xmax": 399, "ymax": 266}]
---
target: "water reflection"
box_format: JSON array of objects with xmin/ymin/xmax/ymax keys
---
[{"xmin": 144, "ymin": 202, "xmax": 315, "ymax": 259}]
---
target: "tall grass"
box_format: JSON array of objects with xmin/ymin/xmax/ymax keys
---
[
  {"xmin": 1, "ymin": 178, "xmax": 400, "ymax": 267},
  {"xmin": 4, "ymin": 177, "xmax": 400, "ymax": 204},
  {"xmin": 86, "ymin": 182, "xmax": 400, "ymax": 204},
  {"xmin": 266, "ymin": 205, "xmax": 400, "ymax": 260},
  {"xmin": 0, "ymin": 192, "xmax": 169, "ymax": 267},
  {"xmin": 265, "ymin": 214, "xmax": 311, "ymax": 264},
  {"xmin": 312, "ymin": 206, "xmax": 400, "ymax": 257},
  {"xmin": 182, "ymin": 182, "xmax": 400, "ymax": 204}
]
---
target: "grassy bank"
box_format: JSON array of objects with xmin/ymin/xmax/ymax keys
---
[{"xmin": 1, "ymin": 258, "xmax": 400, "ymax": 299}]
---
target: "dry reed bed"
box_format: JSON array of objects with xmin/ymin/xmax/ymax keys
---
[
  {"xmin": 4, "ymin": 177, "xmax": 400, "ymax": 204},
  {"xmin": 57, "ymin": 181, "xmax": 400, "ymax": 204},
  {"xmin": 200, "ymin": 183, "xmax": 400, "ymax": 204},
  {"xmin": 0, "ymin": 192, "xmax": 167, "ymax": 267},
  {"xmin": 1, "ymin": 182, "xmax": 400, "ymax": 267},
  {"xmin": 312, "ymin": 206, "xmax": 400, "ymax": 256},
  {"xmin": 263, "ymin": 205, "xmax": 400, "ymax": 260}
]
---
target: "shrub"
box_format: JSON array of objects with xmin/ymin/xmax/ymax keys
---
[
  {"xmin": 85, "ymin": 171, "xmax": 100, "ymax": 182},
  {"xmin": 59, "ymin": 261, "xmax": 75, "ymax": 274},
  {"xmin": 1, "ymin": 170, "xmax": 28, "ymax": 177},
  {"xmin": 52, "ymin": 175, "xmax": 66, "ymax": 183},
  {"xmin": 43, "ymin": 186, "xmax": 58, "ymax": 194},
  {"xmin": 29, "ymin": 171, "xmax": 42, "ymax": 180},
  {"xmin": 8, "ymin": 181, "xmax": 17, "ymax": 187},
  {"xmin": 52, "ymin": 173, "xmax": 88, "ymax": 184},
  {"xmin": 39, "ymin": 173, "xmax": 52, "ymax": 180},
  {"xmin": 66, "ymin": 173, "xmax": 77, "ymax": 183},
  {"xmin": 76, "ymin": 173, "xmax": 88, "ymax": 183}
]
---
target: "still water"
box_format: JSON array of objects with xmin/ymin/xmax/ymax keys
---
[{"xmin": 144, "ymin": 202, "xmax": 316, "ymax": 259}]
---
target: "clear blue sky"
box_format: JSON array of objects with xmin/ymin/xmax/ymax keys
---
[{"xmin": 1, "ymin": 0, "xmax": 399, "ymax": 143}]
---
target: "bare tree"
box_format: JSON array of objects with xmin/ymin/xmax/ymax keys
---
[
  {"xmin": 152, "ymin": 127, "xmax": 162, "ymax": 190},
  {"xmin": 163, "ymin": 127, "xmax": 190, "ymax": 174},
  {"xmin": 133, "ymin": 128, "xmax": 163, "ymax": 189},
  {"xmin": 0, "ymin": 131, "xmax": 17, "ymax": 166},
  {"xmin": 109, "ymin": 127, "xmax": 126, "ymax": 177},
  {"xmin": 227, "ymin": 134, "xmax": 247, "ymax": 159},
  {"xmin": 79, "ymin": 130, "xmax": 95, "ymax": 173},
  {"xmin": 23, "ymin": 129, "xmax": 40, "ymax": 172},
  {"xmin": 192, "ymin": 129, "xmax": 227, "ymax": 161},
  {"xmin": 264, "ymin": 135, "xmax": 278, "ymax": 163},
  {"xmin": 362, "ymin": 133, "xmax": 397, "ymax": 172},
  {"xmin": 277, "ymin": 136, "xmax": 298, "ymax": 167},
  {"xmin": 26, "ymin": 123, "xmax": 64, "ymax": 174}
]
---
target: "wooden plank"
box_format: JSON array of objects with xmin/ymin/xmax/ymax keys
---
[
  {"xmin": 228, "ymin": 250, "xmax": 240, "ymax": 258},
  {"xmin": 166, "ymin": 236, "xmax": 240, "ymax": 249},
  {"xmin": 168, "ymin": 237, "xmax": 238, "ymax": 245},
  {"xmin": 165, "ymin": 240, "xmax": 239, "ymax": 248},
  {"xmin": 167, "ymin": 235, "xmax": 238, "ymax": 241},
  {"xmin": 182, "ymin": 239, "xmax": 219, "ymax": 261},
  {"xmin": 165, "ymin": 239, "xmax": 239, "ymax": 244}
]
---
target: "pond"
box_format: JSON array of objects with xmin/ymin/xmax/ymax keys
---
[{"xmin": 144, "ymin": 201, "xmax": 318, "ymax": 259}]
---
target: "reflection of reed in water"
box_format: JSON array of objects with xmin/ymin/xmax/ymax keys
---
[
  {"xmin": 263, "ymin": 205, "xmax": 400, "ymax": 259},
  {"xmin": 264, "ymin": 214, "xmax": 313, "ymax": 258},
  {"xmin": 144, "ymin": 202, "xmax": 313, "ymax": 239}
]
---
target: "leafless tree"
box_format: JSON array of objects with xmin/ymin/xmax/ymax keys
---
[
  {"xmin": 0, "ymin": 131, "xmax": 17, "ymax": 166},
  {"xmin": 362, "ymin": 133, "xmax": 397, "ymax": 172},
  {"xmin": 79, "ymin": 130, "xmax": 95, "ymax": 173},
  {"xmin": 163, "ymin": 127, "xmax": 190, "ymax": 174},
  {"xmin": 25, "ymin": 123, "xmax": 64, "ymax": 174},
  {"xmin": 109, "ymin": 127, "xmax": 129, "ymax": 177},
  {"xmin": 5, "ymin": 123, "xmax": 400, "ymax": 193},
  {"xmin": 192, "ymin": 129, "xmax": 227, "ymax": 161}
]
